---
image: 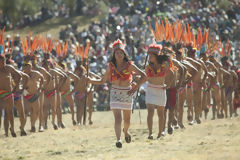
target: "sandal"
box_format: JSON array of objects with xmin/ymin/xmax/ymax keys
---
[
  {"xmin": 125, "ymin": 135, "xmax": 131, "ymax": 143},
  {"xmin": 148, "ymin": 134, "xmax": 153, "ymax": 140},
  {"xmin": 168, "ymin": 127, "xmax": 173, "ymax": 135},
  {"xmin": 196, "ymin": 119, "xmax": 201, "ymax": 124},
  {"xmin": 116, "ymin": 141, "xmax": 122, "ymax": 148}
]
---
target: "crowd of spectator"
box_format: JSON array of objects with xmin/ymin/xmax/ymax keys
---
[{"xmin": 3, "ymin": 0, "xmax": 240, "ymax": 111}]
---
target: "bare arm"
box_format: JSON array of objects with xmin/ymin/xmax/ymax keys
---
[
  {"xmin": 89, "ymin": 72, "xmax": 101, "ymax": 79},
  {"xmin": 38, "ymin": 67, "xmax": 52, "ymax": 85},
  {"xmin": 6, "ymin": 65, "xmax": 21, "ymax": 91},
  {"xmin": 206, "ymin": 73, "xmax": 215, "ymax": 92},
  {"xmin": 67, "ymin": 71, "xmax": 80, "ymax": 82},
  {"xmin": 32, "ymin": 71, "xmax": 44, "ymax": 90},
  {"xmin": 198, "ymin": 60, "xmax": 208, "ymax": 83},
  {"xmin": 186, "ymin": 57, "xmax": 202, "ymax": 69},
  {"xmin": 231, "ymin": 71, "xmax": 238, "ymax": 90},
  {"xmin": 172, "ymin": 59, "xmax": 184, "ymax": 88},
  {"xmin": 51, "ymin": 69, "xmax": 67, "ymax": 90},
  {"xmin": 165, "ymin": 68, "xmax": 174, "ymax": 89},
  {"xmin": 182, "ymin": 62, "xmax": 198, "ymax": 85},
  {"xmin": 129, "ymin": 64, "xmax": 147, "ymax": 89},
  {"xmin": 89, "ymin": 67, "xmax": 110, "ymax": 85},
  {"xmin": 20, "ymin": 71, "xmax": 29, "ymax": 90},
  {"xmin": 206, "ymin": 61, "xmax": 218, "ymax": 75},
  {"xmin": 219, "ymin": 68, "xmax": 231, "ymax": 88},
  {"xmin": 212, "ymin": 58, "xmax": 222, "ymax": 68}
]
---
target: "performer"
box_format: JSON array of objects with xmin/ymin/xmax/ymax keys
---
[
  {"xmin": 5, "ymin": 51, "xmax": 29, "ymax": 135},
  {"xmin": 209, "ymin": 55, "xmax": 231, "ymax": 118},
  {"xmin": 57, "ymin": 60, "xmax": 79, "ymax": 126},
  {"xmin": 144, "ymin": 44, "xmax": 169, "ymax": 139},
  {"xmin": 22, "ymin": 61, "xmax": 44, "ymax": 132},
  {"xmin": 42, "ymin": 59, "xmax": 66, "ymax": 130},
  {"xmin": 175, "ymin": 48, "xmax": 198, "ymax": 127},
  {"xmin": 74, "ymin": 61, "xmax": 88, "ymax": 125},
  {"xmin": 186, "ymin": 45, "xmax": 208, "ymax": 124},
  {"xmin": 0, "ymin": 53, "xmax": 21, "ymax": 137},
  {"xmin": 88, "ymin": 39, "xmax": 146, "ymax": 148},
  {"xmin": 31, "ymin": 54, "xmax": 52, "ymax": 131},
  {"xmin": 221, "ymin": 56, "xmax": 238, "ymax": 118}
]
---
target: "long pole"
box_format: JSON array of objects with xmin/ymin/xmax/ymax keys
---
[
  {"xmin": 132, "ymin": 54, "xmax": 148, "ymax": 124},
  {"xmin": 83, "ymin": 58, "xmax": 88, "ymax": 125}
]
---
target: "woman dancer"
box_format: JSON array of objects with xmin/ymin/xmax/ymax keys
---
[
  {"xmin": 145, "ymin": 44, "xmax": 169, "ymax": 139},
  {"xmin": 88, "ymin": 39, "xmax": 146, "ymax": 148}
]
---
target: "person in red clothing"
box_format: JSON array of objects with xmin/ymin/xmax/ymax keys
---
[
  {"xmin": 88, "ymin": 39, "xmax": 146, "ymax": 148},
  {"xmin": 145, "ymin": 44, "xmax": 169, "ymax": 139}
]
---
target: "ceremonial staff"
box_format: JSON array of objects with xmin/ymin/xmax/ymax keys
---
[
  {"xmin": 83, "ymin": 42, "xmax": 90, "ymax": 125},
  {"xmin": 132, "ymin": 53, "xmax": 148, "ymax": 124}
]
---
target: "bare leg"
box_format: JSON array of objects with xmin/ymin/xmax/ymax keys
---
[
  {"xmin": 65, "ymin": 95, "xmax": 76, "ymax": 125},
  {"xmin": 15, "ymin": 98, "xmax": 27, "ymax": 136},
  {"xmin": 112, "ymin": 109, "xmax": 122, "ymax": 141},
  {"xmin": 43, "ymin": 104, "xmax": 49, "ymax": 129},
  {"xmin": 163, "ymin": 107, "xmax": 167, "ymax": 132},
  {"xmin": 56, "ymin": 92, "xmax": 64, "ymax": 128},
  {"xmin": 213, "ymin": 88, "xmax": 222, "ymax": 118},
  {"xmin": 87, "ymin": 92, "xmax": 93, "ymax": 125},
  {"xmin": 227, "ymin": 93, "xmax": 233, "ymax": 118},
  {"xmin": 4, "ymin": 113, "xmax": 9, "ymax": 137},
  {"xmin": 157, "ymin": 106, "xmax": 165, "ymax": 138},
  {"xmin": 49, "ymin": 96, "xmax": 58, "ymax": 129},
  {"xmin": 201, "ymin": 91, "xmax": 207, "ymax": 119},
  {"xmin": 38, "ymin": 92, "xmax": 44, "ymax": 131},
  {"xmin": 6, "ymin": 99, "xmax": 16, "ymax": 137},
  {"xmin": 167, "ymin": 106, "xmax": 174, "ymax": 134},
  {"xmin": 178, "ymin": 90, "xmax": 186, "ymax": 128},
  {"xmin": 186, "ymin": 87, "xmax": 193, "ymax": 122},
  {"xmin": 123, "ymin": 110, "xmax": 131, "ymax": 142},
  {"xmin": 30, "ymin": 100, "xmax": 40, "ymax": 132},
  {"xmin": 146, "ymin": 104, "xmax": 155, "ymax": 138},
  {"xmin": 193, "ymin": 87, "xmax": 202, "ymax": 124},
  {"xmin": 221, "ymin": 89, "xmax": 227, "ymax": 118}
]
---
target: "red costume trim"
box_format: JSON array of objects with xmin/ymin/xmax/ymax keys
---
[
  {"xmin": 109, "ymin": 61, "xmax": 133, "ymax": 82},
  {"xmin": 145, "ymin": 65, "xmax": 166, "ymax": 78}
]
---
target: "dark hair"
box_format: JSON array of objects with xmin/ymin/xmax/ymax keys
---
[
  {"xmin": 221, "ymin": 56, "xmax": 228, "ymax": 63},
  {"xmin": 153, "ymin": 54, "xmax": 169, "ymax": 65},
  {"xmin": 75, "ymin": 65, "xmax": 86, "ymax": 76},
  {"xmin": 110, "ymin": 49, "xmax": 130, "ymax": 67}
]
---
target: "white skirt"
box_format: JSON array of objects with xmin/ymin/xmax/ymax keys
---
[
  {"xmin": 146, "ymin": 83, "xmax": 166, "ymax": 106},
  {"xmin": 110, "ymin": 85, "xmax": 133, "ymax": 110}
]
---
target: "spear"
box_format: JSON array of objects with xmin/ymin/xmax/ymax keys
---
[
  {"xmin": 132, "ymin": 51, "xmax": 149, "ymax": 124},
  {"xmin": 83, "ymin": 42, "xmax": 90, "ymax": 125}
]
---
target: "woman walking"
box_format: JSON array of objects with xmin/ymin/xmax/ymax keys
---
[
  {"xmin": 88, "ymin": 39, "xmax": 146, "ymax": 148},
  {"xmin": 145, "ymin": 44, "xmax": 169, "ymax": 139}
]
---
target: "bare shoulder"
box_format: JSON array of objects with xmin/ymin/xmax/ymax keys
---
[
  {"xmin": 220, "ymin": 68, "xmax": 230, "ymax": 76},
  {"xmin": 5, "ymin": 64, "xmax": 17, "ymax": 71},
  {"xmin": 182, "ymin": 60, "xmax": 197, "ymax": 71},
  {"xmin": 197, "ymin": 59, "xmax": 206, "ymax": 66},
  {"xmin": 19, "ymin": 71, "xmax": 29, "ymax": 77},
  {"xmin": 37, "ymin": 66, "xmax": 48, "ymax": 73},
  {"xmin": 31, "ymin": 70, "xmax": 42, "ymax": 75},
  {"xmin": 186, "ymin": 57, "xmax": 201, "ymax": 67},
  {"xmin": 206, "ymin": 61, "xmax": 215, "ymax": 66}
]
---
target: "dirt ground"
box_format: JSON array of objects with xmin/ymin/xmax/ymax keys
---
[{"xmin": 0, "ymin": 108, "xmax": 240, "ymax": 160}]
